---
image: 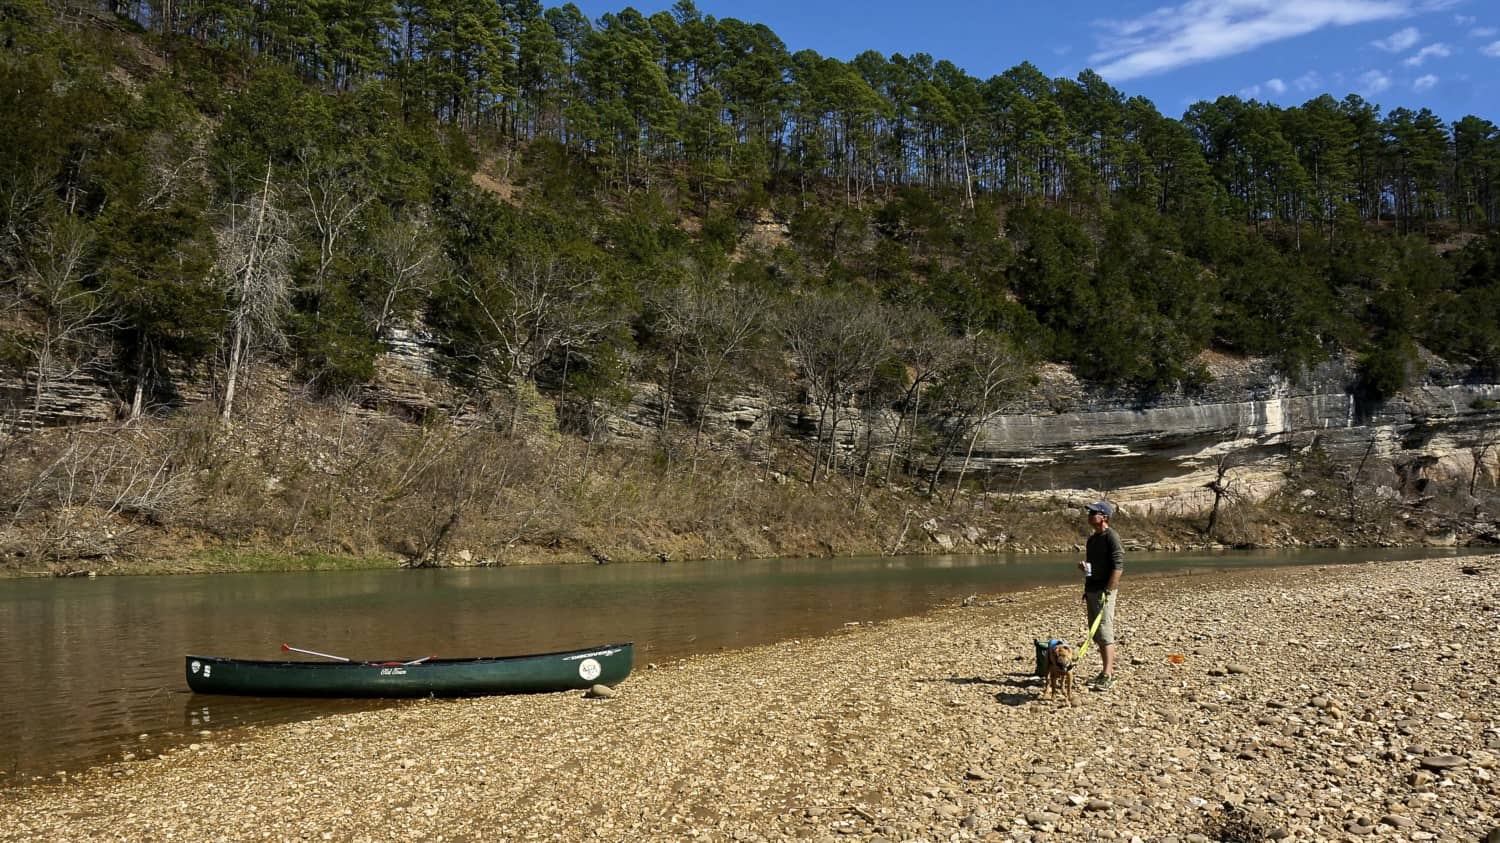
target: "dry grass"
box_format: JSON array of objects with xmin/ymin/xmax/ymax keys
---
[{"xmin": 3, "ymin": 384, "xmax": 1496, "ymax": 575}]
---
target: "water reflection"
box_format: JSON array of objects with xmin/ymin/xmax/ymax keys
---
[{"xmin": 0, "ymin": 546, "xmax": 1481, "ymax": 784}]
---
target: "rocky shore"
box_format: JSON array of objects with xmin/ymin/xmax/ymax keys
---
[{"xmin": 4, "ymin": 556, "xmax": 1498, "ymax": 842}]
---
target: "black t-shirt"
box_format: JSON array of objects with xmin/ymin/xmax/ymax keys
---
[{"xmin": 1085, "ymin": 528, "xmax": 1124, "ymax": 592}]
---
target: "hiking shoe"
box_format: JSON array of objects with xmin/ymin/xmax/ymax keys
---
[
  {"xmin": 1093, "ymin": 675, "xmax": 1117, "ymax": 691},
  {"xmin": 1088, "ymin": 672, "xmax": 1108, "ymax": 686}
]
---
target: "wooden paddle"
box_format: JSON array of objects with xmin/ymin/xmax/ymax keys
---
[
  {"xmin": 283, "ymin": 644, "xmax": 435, "ymax": 665},
  {"xmin": 281, "ymin": 643, "xmax": 350, "ymax": 662}
]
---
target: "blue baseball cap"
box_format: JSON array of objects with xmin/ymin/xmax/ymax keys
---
[{"xmin": 1085, "ymin": 501, "xmax": 1114, "ymax": 518}]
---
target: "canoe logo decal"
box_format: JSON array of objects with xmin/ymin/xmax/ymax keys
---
[
  {"xmin": 379, "ymin": 668, "xmax": 407, "ymax": 676},
  {"xmin": 191, "ymin": 661, "xmax": 201, "ymax": 674},
  {"xmin": 578, "ymin": 658, "xmax": 602, "ymax": 681}
]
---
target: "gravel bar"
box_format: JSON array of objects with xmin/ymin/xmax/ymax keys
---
[{"xmin": 4, "ymin": 555, "xmax": 1498, "ymax": 842}]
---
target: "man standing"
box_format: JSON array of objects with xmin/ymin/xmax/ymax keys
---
[{"xmin": 1077, "ymin": 501, "xmax": 1123, "ymax": 690}]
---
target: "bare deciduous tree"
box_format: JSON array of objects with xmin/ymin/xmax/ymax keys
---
[
  {"xmin": 214, "ymin": 162, "xmax": 294, "ymax": 422},
  {"xmin": 1203, "ymin": 451, "xmax": 1241, "ymax": 535},
  {"xmin": 1470, "ymin": 423, "xmax": 1500, "ymax": 497},
  {"xmin": 459, "ymin": 256, "xmax": 619, "ymax": 434},
  {"xmin": 935, "ymin": 332, "xmax": 1029, "ymax": 505},
  {"xmin": 652, "ymin": 281, "xmax": 766, "ymax": 474},
  {"xmin": 140, "ymin": 128, "xmax": 207, "ymax": 210},
  {"xmin": 13, "ymin": 214, "xmax": 113, "ymax": 423},
  {"xmin": 368, "ymin": 210, "xmax": 442, "ymax": 341},
  {"xmin": 1, "ymin": 167, "xmax": 52, "ymax": 276},
  {"xmin": 883, "ymin": 308, "xmax": 963, "ymax": 485},
  {"xmin": 6, "ymin": 425, "xmax": 189, "ymax": 563},
  {"xmin": 1338, "ymin": 435, "xmax": 1379, "ymax": 524},
  {"xmin": 782, "ymin": 290, "xmax": 893, "ymax": 484},
  {"xmin": 294, "ymin": 151, "xmax": 369, "ymax": 292}
]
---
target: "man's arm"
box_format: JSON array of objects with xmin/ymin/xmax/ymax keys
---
[{"xmin": 1105, "ymin": 531, "xmax": 1124, "ymax": 591}]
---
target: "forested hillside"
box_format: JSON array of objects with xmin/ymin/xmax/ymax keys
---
[{"xmin": 3, "ymin": 1, "xmax": 1500, "ymax": 568}]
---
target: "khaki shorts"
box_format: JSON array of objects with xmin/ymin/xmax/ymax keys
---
[{"xmin": 1086, "ymin": 590, "xmax": 1118, "ymax": 646}]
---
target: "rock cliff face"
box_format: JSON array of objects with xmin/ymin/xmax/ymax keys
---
[
  {"xmin": 953, "ymin": 358, "xmax": 1500, "ymax": 515},
  {"xmin": 604, "ymin": 354, "xmax": 1500, "ymax": 516},
  {"xmin": 0, "ymin": 369, "xmax": 118, "ymax": 432},
  {"xmin": 7, "ymin": 339, "xmax": 1498, "ymax": 518}
]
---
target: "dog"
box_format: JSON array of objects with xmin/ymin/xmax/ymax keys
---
[{"xmin": 1039, "ymin": 639, "xmax": 1078, "ymax": 706}]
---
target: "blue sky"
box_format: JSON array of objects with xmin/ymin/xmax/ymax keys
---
[{"xmin": 561, "ymin": 0, "xmax": 1500, "ymax": 124}]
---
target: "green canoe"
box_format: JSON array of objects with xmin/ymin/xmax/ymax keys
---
[{"xmin": 185, "ymin": 643, "xmax": 632, "ymax": 697}]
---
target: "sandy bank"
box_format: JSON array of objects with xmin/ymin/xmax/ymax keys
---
[{"xmin": 3, "ymin": 556, "xmax": 1498, "ymax": 842}]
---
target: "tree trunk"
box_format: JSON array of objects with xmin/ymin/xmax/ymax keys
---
[
  {"xmin": 661, "ymin": 349, "xmax": 679, "ymax": 469},
  {"xmin": 810, "ymin": 398, "xmax": 829, "ymax": 485},
  {"xmin": 882, "ymin": 401, "xmax": 908, "ymax": 485},
  {"xmin": 960, "ymin": 128, "xmax": 974, "ymax": 211},
  {"xmin": 130, "ymin": 345, "xmax": 147, "ymax": 420},
  {"xmin": 1206, "ymin": 485, "xmax": 1224, "ymax": 534},
  {"xmin": 949, "ymin": 424, "xmax": 982, "ymax": 508},
  {"xmin": 222, "ymin": 161, "xmax": 274, "ymax": 423},
  {"xmin": 690, "ymin": 381, "xmax": 713, "ymax": 478},
  {"xmin": 221, "ymin": 327, "xmax": 244, "ymax": 423}
]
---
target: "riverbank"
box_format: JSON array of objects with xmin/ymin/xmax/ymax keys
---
[
  {"xmin": 4, "ymin": 555, "xmax": 1498, "ymax": 841},
  {"xmin": 7, "ymin": 397, "xmax": 1498, "ymax": 579},
  {"xmin": 4, "ymin": 499, "xmax": 1494, "ymax": 579}
]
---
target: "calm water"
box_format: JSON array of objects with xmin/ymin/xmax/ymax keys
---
[{"xmin": 0, "ymin": 547, "xmax": 1478, "ymax": 784}]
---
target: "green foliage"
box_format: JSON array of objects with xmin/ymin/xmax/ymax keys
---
[
  {"xmin": 1214, "ymin": 239, "xmax": 1339, "ymax": 376},
  {"xmin": 1429, "ymin": 233, "xmax": 1500, "ymax": 375},
  {"xmin": 5, "ymin": 0, "xmax": 1500, "ymax": 432},
  {"xmin": 1357, "ymin": 335, "xmax": 1418, "ymax": 401},
  {"xmin": 286, "ymin": 279, "xmax": 381, "ymax": 390},
  {"xmin": 96, "ymin": 201, "xmax": 224, "ymax": 401}
]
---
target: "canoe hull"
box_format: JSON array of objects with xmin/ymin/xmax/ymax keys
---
[{"xmin": 185, "ymin": 643, "xmax": 632, "ymax": 697}]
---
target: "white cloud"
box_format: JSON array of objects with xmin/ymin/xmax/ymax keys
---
[
  {"xmin": 1358, "ymin": 69, "xmax": 1393, "ymax": 94},
  {"xmin": 1373, "ymin": 26, "xmax": 1422, "ymax": 51},
  {"xmin": 1412, "ymin": 73, "xmax": 1439, "ymax": 91},
  {"xmin": 1454, "ymin": 15, "xmax": 1475, "ymax": 26},
  {"xmin": 1476, "ymin": 27, "xmax": 1500, "ymax": 38},
  {"xmin": 1293, "ymin": 71, "xmax": 1325, "ymax": 92},
  {"xmin": 1483, "ymin": 40, "xmax": 1500, "ymax": 57},
  {"xmin": 1402, "ymin": 43, "xmax": 1452, "ymax": 65},
  {"xmin": 1090, "ymin": 0, "xmax": 1411, "ymax": 81},
  {"xmin": 1240, "ymin": 76, "xmax": 1290, "ymax": 99}
]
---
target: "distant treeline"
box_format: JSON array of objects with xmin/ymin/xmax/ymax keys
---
[
  {"xmin": 77, "ymin": 0, "xmax": 1500, "ymax": 229},
  {"xmin": 3, "ymin": 0, "xmax": 1500, "ymax": 457}
]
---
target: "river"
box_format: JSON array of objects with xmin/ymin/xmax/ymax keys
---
[{"xmin": 0, "ymin": 546, "xmax": 1478, "ymax": 785}]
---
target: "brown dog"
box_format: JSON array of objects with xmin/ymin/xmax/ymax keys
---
[{"xmin": 1041, "ymin": 641, "xmax": 1077, "ymax": 706}]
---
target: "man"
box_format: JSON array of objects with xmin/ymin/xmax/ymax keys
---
[{"xmin": 1077, "ymin": 501, "xmax": 1123, "ymax": 690}]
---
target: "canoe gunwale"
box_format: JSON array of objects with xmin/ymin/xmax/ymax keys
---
[{"xmin": 185, "ymin": 642, "xmax": 633, "ymax": 669}]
